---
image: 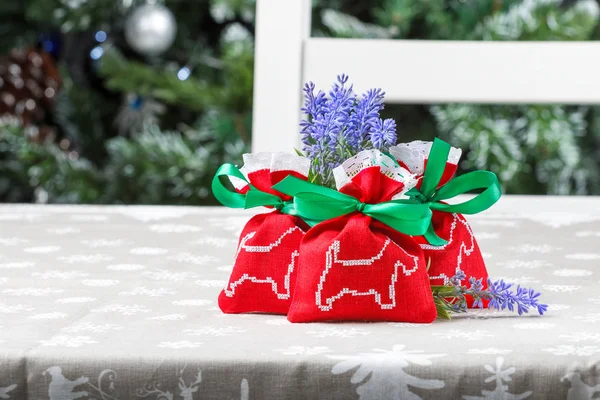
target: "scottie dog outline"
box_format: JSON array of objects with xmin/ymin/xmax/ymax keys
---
[
  {"xmin": 223, "ymin": 226, "xmax": 304, "ymax": 300},
  {"xmin": 316, "ymin": 237, "xmax": 420, "ymax": 311}
]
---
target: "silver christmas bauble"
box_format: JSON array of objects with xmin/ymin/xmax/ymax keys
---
[{"xmin": 125, "ymin": 4, "xmax": 177, "ymax": 56}]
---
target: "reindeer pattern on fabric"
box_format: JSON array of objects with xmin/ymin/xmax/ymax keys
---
[{"xmin": 45, "ymin": 367, "xmax": 89, "ymax": 400}]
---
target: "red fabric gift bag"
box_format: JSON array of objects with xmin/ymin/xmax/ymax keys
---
[
  {"xmin": 389, "ymin": 140, "xmax": 497, "ymax": 293},
  {"xmin": 214, "ymin": 153, "xmax": 310, "ymax": 315},
  {"xmin": 284, "ymin": 150, "xmax": 437, "ymax": 323}
]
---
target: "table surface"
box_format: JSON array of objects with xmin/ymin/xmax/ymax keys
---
[{"xmin": 0, "ymin": 197, "xmax": 599, "ymax": 400}]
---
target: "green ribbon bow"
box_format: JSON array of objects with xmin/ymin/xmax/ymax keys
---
[
  {"xmin": 406, "ymin": 138, "xmax": 502, "ymax": 245},
  {"xmin": 211, "ymin": 163, "xmax": 296, "ymax": 214},
  {"xmin": 273, "ymin": 176, "xmax": 433, "ymax": 236}
]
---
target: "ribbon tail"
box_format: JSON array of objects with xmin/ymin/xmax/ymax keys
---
[
  {"xmin": 212, "ymin": 163, "xmax": 248, "ymax": 208},
  {"xmin": 423, "ymin": 224, "xmax": 448, "ymax": 246}
]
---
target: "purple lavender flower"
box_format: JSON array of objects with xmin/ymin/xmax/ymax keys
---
[
  {"xmin": 369, "ymin": 118, "xmax": 397, "ymax": 149},
  {"xmin": 449, "ymin": 269, "xmax": 466, "ymax": 286},
  {"xmin": 319, "ymin": 74, "xmax": 355, "ymax": 145},
  {"xmin": 346, "ymin": 88, "xmax": 385, "ymax": 150},
  {"xmin": 300, "ymin": 82, "xmax": 327, "ymax": 154},
  {"xmin": 438, "ymin": 273, "xmax": 547, "ymax": 317},
  {"xmin": 298, "ymin": 75, "xmax": 400, "ymax": 186},
  {"xmin": 485, "ymin": 278, "xmax": 546, "ymax": 315}
]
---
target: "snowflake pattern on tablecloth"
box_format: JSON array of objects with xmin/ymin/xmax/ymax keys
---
[
  {"xmin": 38, "ymin": 335, "xmax": 98, "ymax": 348},
  {"xmin": 169, "ymin": 253, "xmax": 220, "ymax": 265},
  {"xmin": 29, "ymin": 312, "xmax": 68, "ymax": 320},
  {"xmin": 548, "ymin": 304, "xmax": 571, "ymax": 311},
  {"xmin": 148, "ymin": 314, "xmax": 187, "ymax": 321},
  {"xmin": 24, "ymin": 245, "xmax": 61, "ymax": 253},
  {"xmin": 467, "ymin": 348, "xmax": 513, "ymax": 355},
  {"xmin": 275, "ymin": 346, "xmax": 332, "ymax": 356},
  {"xmin": 81, "ymin": 239, "xmax": 127, "ymax": 248},
  {"xmin": 0, "ymin": 303, "xmax": 34, "ymax": 313},
  {"xmin": 433, "ymin": 330, "xmax": 494, "ymax": 341},
  {"xmin": 192, "ymin": 237, "xmax": 236, "ymax": 247},
  {"xmin": 574, "ymin": 313, "xmax": 600, "ymax": 323},
  {"xmin": 184, "ymin": 326, "xmax": 246, "ymax": 336},
  {"xmin": 462, "ymin": 357, "xmax": 532, "ymax": 400},
  {"xmin": 0, "ymin": 237, "xmax": 29, "ymax": 245},
  {"xmin": 553, "ymin": 269, "xmax": 593, "ymax": 277},
  {"xmin": 157, "ymin": 341, "xmax": 203, "ymax": 349},
  {"xmin": 143, "ymin": 270, "xmax": 198, "ymax": 282},
  {"xmin": 149, "ymin": 224, "xmax": 203, "ymax": 233},
  {"xmin": 0, "ymin": 262, "xmax": 35, "ymax": 269},
  {"xmin": 32, "ymin": 270, "xmax": 89, "ymax": 280},
  {"xmin": 56, "ymin": 297, "xmax": 97, "ymax": 304},
  {"xmin": 107, "ymin": 264, "xmax": 146, "ymax": 271},
  {"xmin": 509, "ymin": 244, "xmax": 558, "ymax": 253},
  {"xmin": 559, "ymin": 332, "xmax": 600, "ymax": 343},
  {"xmin": 81, "ymin": 279, "xmax": 120, "ymax": 287},
  {"xmin": 494, "ymin": 276, "xmax": 540, "ymax": 284},
  {"xmin": 542, "ymin": 285, "xmax": 581, "ymax": 292},
  {"xmin": 119, "ymin": 287, "xmax": 177, "ymax": 297},
  {"xmin": 565, "ymin": 253, "xmax": 600, "ymax": 260},
  {"xmin": 543, "ymin": 345, "xmax": 600, "ymax": 356},
  {"xmin": 130, "ymin": 247, "xmax": 168, "ymax": 256},
  {"xmin": 47, "ymin": 227, "xmax": 81, "ymax": 235},
  {"xmin": 58, "ymin": 254, "xmax": 113, "ymax": 263},
  {"xmin": 306, "ymin": 327, "xmax": 371, "ymax": 339},
  {"xmin": 513, "ymin": 322, "xmax": 556, "ymax": 330},
  {"xmin": 91, "ymin": 304, "xmax": 151, "ymax": 316},
  {"xmin": 63, "ymin": 322, "xmax": 123, "ymax": 333},
  {"xmin": 3, "ymin": 288, "xmax": 63, "ymax": 296},
  {"xmin": 329, "ymin": 344, "xmax": 446, "ymax": 399},
  {"xmin": 575, "ymin": 231, "xmax": 600, "ymax": 238},
  {"xmin": 172, "ymin": 299, "xmax": 213, "ymax": 306},
  {"xmin": 497, "ymin": 260, "xmax": 551, "ymax": 269},
  {"xmin": 264, "ymin": 318, "xmax": 291, "ymax": 326},
  {"xmin": 195, "ymin": 280, "xmax": 227, "ymax": 288}
]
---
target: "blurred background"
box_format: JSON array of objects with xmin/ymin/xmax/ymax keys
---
[{"xmin": 1, "ymin": 0, "xmax": 599, "ymax": 205}]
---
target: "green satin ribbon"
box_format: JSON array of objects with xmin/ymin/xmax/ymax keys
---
[
  {"xmin": 406, "ymin": 138, "xmax": 502, "ymax": 245},
  {"xmin": 211, "ymin": 163, "xmax": 296, "ymax": 214},
  {"xmin": 273, "ymin": 176, "xmax": 433, "ymax": 236}
]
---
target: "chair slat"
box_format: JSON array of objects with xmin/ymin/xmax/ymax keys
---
[{"xmin": 304, "ymin": 39, "xmax": 600, "ymax": 104}]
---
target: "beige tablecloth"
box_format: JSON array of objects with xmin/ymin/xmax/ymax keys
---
[{"xmin": 0, "ymin": 197, "xmax": 599, "ymax": 399}]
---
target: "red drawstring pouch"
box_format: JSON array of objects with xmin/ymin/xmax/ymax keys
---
[
  {"xmin": 389, "ymin": 139, "xmax": 501, "ymax": 300},
  {"xmin": 212, "ymin": 153, "xmax": 310, "ymax": 315},
  {"xmin": 275, "ymin": 150, "xmax": 438, "ymax": 323}
]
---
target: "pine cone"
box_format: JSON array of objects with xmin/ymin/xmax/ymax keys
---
[{"xmin": 0, "ymin": 48, "xmax": 61, "ymax": 141}]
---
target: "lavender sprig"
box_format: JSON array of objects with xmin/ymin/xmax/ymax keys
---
[
  {"xmin": 432, "ymin": 271, "xmax": 548, "ymax": 320},
  {"xmin": 369, "ymin": 118, "xmax": 397, "ymax": 150},
  {"xmin": 299, "ymin": 75, "xmax": 399, "ymax": 187},
  {"xmin": 346, "ymin": 88, "xmax": 385, "ymax": 150},
  {"xmin": 300, "ymin": 75, "xmax": 356, "ymax": 185}
]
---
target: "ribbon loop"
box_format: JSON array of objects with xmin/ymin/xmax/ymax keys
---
[
  {"xmin": 406, "ymin": 138, "xmax": 502, "ymax": 245},
  {"xmin": 211, "ymin": 163, "xmax": 291, "ymax": 212},
  {"xmin": 273, "ymin": 175, "xmax": 432, "ymax": 236}
]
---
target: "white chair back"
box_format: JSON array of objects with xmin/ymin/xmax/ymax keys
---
[{"xmin": 252, "ymin": 0, "xmax": 600, "ymax": 152}]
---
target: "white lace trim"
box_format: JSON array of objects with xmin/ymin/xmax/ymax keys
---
[
  {"xmin": 270, "ymin": 153, "xmax": 310, "ymax": 177},
  {"xmin": 389, "ymin": 141, "xmax": 462, "ymax": 175},
  {"xmin": 229, "ymin": 166, "xmax": 249, "ymax": 191},
  {"xmin": 230, "ymin": 153, "xmax": 310, "ymax": 190},
  {"xmin": 333, "ymin": 149, "xmax": 418, "ymax": 195},
  {"xmin": 242, "ymin": 152, "xmax": 276, "ymax": 174}
]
